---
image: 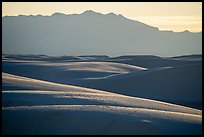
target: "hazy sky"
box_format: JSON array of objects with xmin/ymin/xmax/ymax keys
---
[{"xmin": 2, "ymin": 2, "xmax": 202, "ymax": 32}]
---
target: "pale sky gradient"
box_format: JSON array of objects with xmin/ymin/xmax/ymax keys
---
[{"xmin": 2, "ymin": 2, "xmax": 202, "ymax": 32}]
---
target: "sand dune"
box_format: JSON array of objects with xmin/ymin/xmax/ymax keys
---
[
  {"xmin": 2, "ymin": 55, "xmax": 202, "ymax": 109},
  {"xmin": 2, "ymin": 73, "xmax": 202, "ymax": 134},
  {"xmin": 74, "ymin": 63, "xmax": 202, "ymax": 109},
  {"xmin": 2, "ymin": 58, "xmax": 147, "ymax": 81},
  {"xmin": 2, "ymin": 73, "xmax": 201, "ymax": 115},
  {"xmin": 107, "ymin": 55, "xmax": 201, "ymax": 68},
  {"xmin": 2, "ymin": 105, "xmax": 202, "ymax": 135},
  {"xmin": 2, "ymin": 54, "xmax": 202, "ymax": 135}
]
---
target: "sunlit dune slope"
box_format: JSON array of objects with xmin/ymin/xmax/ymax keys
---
[{"xmin": 2, "ymin": 72, "xmax": 201, "ymax": 115}]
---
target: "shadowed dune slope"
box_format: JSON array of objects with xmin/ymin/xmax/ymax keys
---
[{"xmin": 73, "ymin": 63, "xmax": 202, "ymax": 109}]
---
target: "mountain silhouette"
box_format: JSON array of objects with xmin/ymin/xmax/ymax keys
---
[{"xmin": 2, "ymin": 10, "xmax": 202, "ymax": 57}]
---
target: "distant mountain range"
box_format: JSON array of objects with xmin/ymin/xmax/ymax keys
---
[{"xmin": 2, "ymin": 10, "xmax": 202, "ymax": 57}]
